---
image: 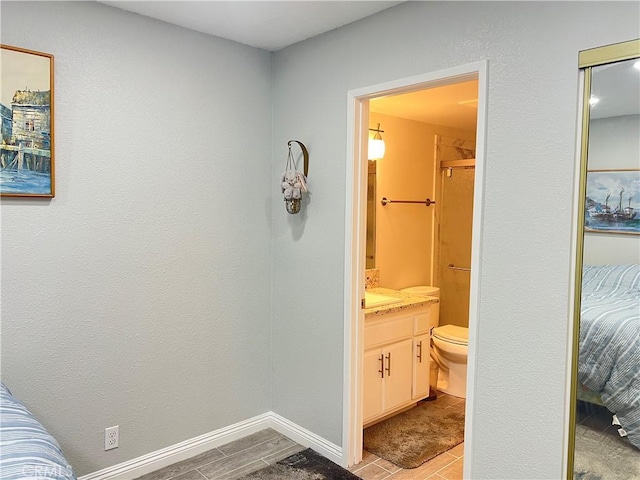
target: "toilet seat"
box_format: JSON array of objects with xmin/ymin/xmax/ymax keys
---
[
  {"xmin": 432, "ymin": 325, "xmax": 468, "ymax": 346},
  {"xmin": 401, "ymin": 286, "xmax": 440, "ymax": 297}
]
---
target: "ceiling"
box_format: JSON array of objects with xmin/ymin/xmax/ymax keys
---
[
  {"xmin": 100, "ymin": 1, "xmax": 479, "ymax": 132},
  {"xmin": 590, "ymin": 58, "xmax": 640, "ymax": 119},
  {"xmin": 99, "ymin": 2, "xmax": 636, "ymax": 128},
  {"xmin": 371, "ymin": 80, "xmax": 479, "ymax": 131},
  {"xmin": 100, "ymin": 1, "xmax": 404, "ymax": 51}
]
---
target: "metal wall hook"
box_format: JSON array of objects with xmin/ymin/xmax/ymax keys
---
[{"xmin": 287, "ymin": 140, "xmax": 309, "ymax": 178}]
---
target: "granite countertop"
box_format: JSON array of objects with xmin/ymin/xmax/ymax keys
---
[{"xmin": 364, "ymin": 287, "xmax": 438, "ymax": 318}]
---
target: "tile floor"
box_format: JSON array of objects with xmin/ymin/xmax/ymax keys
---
[
  {"xmin": 138, "ymin": 393, "xmax": 465, "ymax": 480},
  {"xmin": 573, "ymin": 400, "xmax": 640, "ymax": 478},
  {"xmin": 575, "ymin": 400, "xmax": 637, "ymax": 450},
  {"xmin": 349, "ymin": 393, "xmax": 465, "ymax": 480},
  {"xmin": 135, "ymin": 429, "xmax": 306, "ymax": 480}
]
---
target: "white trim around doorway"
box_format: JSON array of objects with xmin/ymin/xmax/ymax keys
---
[{"xmin": 342, "ymin": 60, "xmax": 489, "ymax": 477}]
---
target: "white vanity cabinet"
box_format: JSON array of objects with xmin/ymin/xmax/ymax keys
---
[
  {"xmin": 363, "ymin": 304, "xmax": 435, "ymax": 426},
  {"xmin": 363, "ymin": 339, "xmax": 413, "ymax": 422},
  {"xmin": 412, "ymin": 310, "xmax": 433, "ymax": 400},
  {"xmin": 412, "ymin": 333, "xmax": 431, "ymax": 400}
]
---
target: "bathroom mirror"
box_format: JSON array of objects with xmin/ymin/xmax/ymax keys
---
[
  {"xmin": 569, "ymin": 39, "xmax": 640, "ymax": 479},
  {"xmin": 366, "ymin": 161, "xmax": 376, "ymax": 268}
]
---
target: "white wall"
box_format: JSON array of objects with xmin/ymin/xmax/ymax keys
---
[
  {"xmin": 271, "ymin": 2, "xmax": 639, "ymax": 478},
  {"xmin": 583, "ymin": 115, "xmax": 640, "ymax": 265},
  {"xmin": 0, "ymin": 2, "xmax": 273, "ymax": 476}
]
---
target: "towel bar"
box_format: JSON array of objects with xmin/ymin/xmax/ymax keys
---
[{"xmin": 380, "ymin": 197, "xmax": 435, "ymax": 206}]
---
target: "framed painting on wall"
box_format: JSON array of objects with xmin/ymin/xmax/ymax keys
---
[
  {"xmin": 0, "ymin": 44, "xmax": 54, "ymax": 197},
  {"xmin": 585, "ymin": 169, "xmax": 640, "ymax": 235}
]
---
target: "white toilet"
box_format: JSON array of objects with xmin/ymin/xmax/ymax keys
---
[
  {"xmin": 400, "ymin": 285, "xmax": 469, "ymax": 399},
  {"xmin": 431, "ymin": 324, "xmax": 468, "ymax": 398}
]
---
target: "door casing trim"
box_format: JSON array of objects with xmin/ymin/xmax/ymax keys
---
[{"xmin": 342, "ymin": 61, "xmax": 489, "ymax": 478}]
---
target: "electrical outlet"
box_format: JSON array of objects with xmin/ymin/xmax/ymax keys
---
[{"xmin": 104, "ymin": 425, "xmax": 119, "ymax": 451}]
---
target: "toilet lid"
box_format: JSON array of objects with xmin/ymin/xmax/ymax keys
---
[
  {"xmin": 433, "ymin": 325, "xmax": 468, "ymax": 345},
  {"xmin": 401, "ymin": 286, "xmax": 440, "ymax": 296}
]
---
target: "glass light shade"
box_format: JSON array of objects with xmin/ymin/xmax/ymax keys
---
[{"xmin": 368, "ymin": 138, "xmax": 385, "ymax": 160}]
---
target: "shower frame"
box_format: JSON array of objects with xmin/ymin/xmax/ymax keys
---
[{"xmin": 434, "ymin": 159, "xmax": 476, "ymax": 329}]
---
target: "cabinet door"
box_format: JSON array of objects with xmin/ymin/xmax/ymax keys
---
[
  {"xmin": 363, "ymin": 348, "xmax": 384, "ymax": 423},
  {"xmin": 413, "ymin": 334, "xmax": 431, "ymax": 400},
  {"xmin": 383, "ymin": 339, "xmax": 414, "ymax": 412}
]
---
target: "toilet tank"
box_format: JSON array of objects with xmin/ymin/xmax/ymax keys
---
[{"xmin": 401, "ymin": 286, "xmax": 440, "ymax": 328}]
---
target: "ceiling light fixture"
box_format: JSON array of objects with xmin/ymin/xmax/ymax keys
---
[{"xmin": 368, "ymin": 123, "xmax": 385, "ymax": 160}]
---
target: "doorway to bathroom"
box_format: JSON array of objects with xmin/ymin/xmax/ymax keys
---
[{"xmin": 343, "ymin": 62, "xmax": 488, "ymax": 476}]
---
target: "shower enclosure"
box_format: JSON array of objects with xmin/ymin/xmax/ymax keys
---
[{"xmin": 434, "ymin": 135, "xmax": 475, "ymax": 328}]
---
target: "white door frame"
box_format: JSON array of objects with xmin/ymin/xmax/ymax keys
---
[{"xmin": 342, "ymin": 60, "xmax": 489, "ymax": 477}]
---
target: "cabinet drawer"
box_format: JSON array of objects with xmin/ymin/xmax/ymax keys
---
[
  {"xmin": 365, "ymin": 315, "xmax": 414, "ymax": 348},
  {"xmin": 414, "ymin": 309, "xmax": 432, "ymax": 335}
]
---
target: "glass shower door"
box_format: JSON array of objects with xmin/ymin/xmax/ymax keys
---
[{"xmin": 438, "ymin": 167, "xmax": 475, "ymax": 328}]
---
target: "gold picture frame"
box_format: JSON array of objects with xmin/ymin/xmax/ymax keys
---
[{"xmin": 1, "ymin": 44, "xmax": 54, "ymax": 197}]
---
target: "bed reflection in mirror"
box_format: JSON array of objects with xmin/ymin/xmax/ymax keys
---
[{"xmin": 572, "ymin": 42, "xmax": 640, "ymax": 479}]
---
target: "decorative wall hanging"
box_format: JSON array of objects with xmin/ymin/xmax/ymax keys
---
[
  {"xmin": 0, "ymin": 45, "xmax": 55, "ymax": 197},
  {"xmin": 280, "ymin": 140, "xmax": 309, "ymax": 214},
  {"xmin": 585, "ymin": 169, "xmax": 640, "ymax": 235}
]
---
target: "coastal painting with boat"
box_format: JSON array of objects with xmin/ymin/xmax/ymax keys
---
[
  {"xmin": 0, "ymin": 45, "xmax": 54, "ymax": 197},
  {"xmin": 585, "ymin": 170, "xmax": 640, "ymax": 235}
]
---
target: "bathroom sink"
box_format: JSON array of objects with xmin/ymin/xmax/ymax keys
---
[{"xmin": 365, "ymin": 291, "xmax": 401, "ymax": 308}]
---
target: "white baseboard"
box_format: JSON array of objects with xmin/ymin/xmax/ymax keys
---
[
  {"xmin": 78, "ymin": 413, "xmax": 271, "ymax": 480},
  {"xmin": 78, "ymin": 412, "xmax": 343, "ymax": 480},
  {"xmin": 267, "ymin": 412, "xmax": 343, "ymax": 466}
]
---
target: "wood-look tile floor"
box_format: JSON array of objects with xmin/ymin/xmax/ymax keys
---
[
  {"xmin": 138, "ymin": 394, "xmax": 465, "ymax": 480},
  {"xmin": 576, "ymin": 400, "xmax": 628, "ymax": 443},
  {"xmin": 135, "ymin": 429, "xmax": 306, "ymax": 480},
  {"xmin": 348, "ymin": 444, "xmax": 464, "ymax": 480},
  {"xmin": 350, "ymin": 393, "xmax": 465, "ymax": 480},
  {"xmin": 575, "ymin": 400, "xmax": 639, "ymax": 454}
]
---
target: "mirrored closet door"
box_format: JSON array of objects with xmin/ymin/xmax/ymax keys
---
[{"xmin": 569, "ymin": 39, "xmax": 640, "ymax": 479}]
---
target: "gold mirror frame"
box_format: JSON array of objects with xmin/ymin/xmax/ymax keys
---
[{"xmin": 567, "ymin": 38, "xmax": 640, "ymax": 478}]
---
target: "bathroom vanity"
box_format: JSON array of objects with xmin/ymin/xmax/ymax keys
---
[{"xmin": 363, "ymin": 288, "xmax": 439, "ymax": 426}]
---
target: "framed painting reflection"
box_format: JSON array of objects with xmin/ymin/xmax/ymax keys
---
[{"xmin": 585, "ymin": 169, "xmax": 640, "ymax": 235}]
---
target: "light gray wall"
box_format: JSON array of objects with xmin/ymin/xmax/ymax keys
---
[
  {"xmin": 0, "ymin": 2, "xmax": 272, "ymax": 476},
  {"xmin": 2, "ymin": 1, "xmax": 639, "ymax": 479},
  {"xmin": 271, "ymin": 2, "xmax": 639, "ymax": 478},
  {"xmin": 584, "ymin": 115, "xmax": 640, "ymax": 265}
]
